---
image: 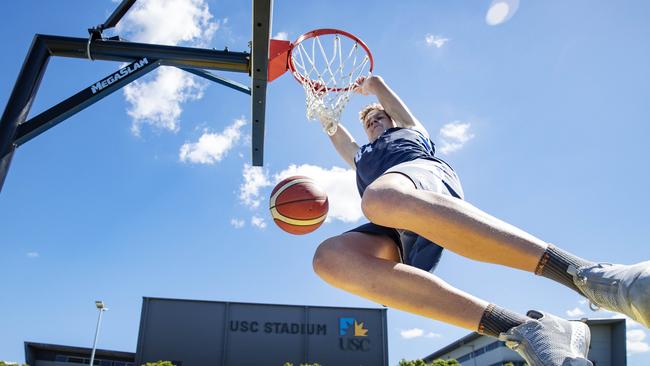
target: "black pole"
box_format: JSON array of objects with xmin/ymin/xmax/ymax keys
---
[
  {"xmin": 100, "ymin": 0, "xmax": 138, "ymax": 30},
  {"xmin": 14, "ymin": 58, "xmax": 160, "ymax": 146},
  {"xmin": 0, "ymin": 35, "xmax": 51, "ymax": 191},
  {"xmin": 0, "ymin": 34, "xmax": 253, "ymax": 192},
  {"xmin": 251, "ymin": 0, "xmax": 272, "ymax": 166},
  {"xmin": 41, "ymin": 35, "xmax": 250, "ymax": 72},
  {"xmin": 181, "ymin": 68, "xmax": 251, "ymax": 95}
]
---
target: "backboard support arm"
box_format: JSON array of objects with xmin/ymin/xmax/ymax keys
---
[{"xmin": 0, "ymin": 34, "xmax": 252, "ymax": 192}]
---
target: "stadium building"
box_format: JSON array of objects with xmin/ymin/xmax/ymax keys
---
[
  {"xmin": 423, "ymin": 318, "xmax": 627, "ymax": 366},
  {"xmin": 25, "ymin": 297, "xmax": 389, "ymax": 366},
  {"xmin": 23, "ymin": 297, "xmax": 628, "ymax": 366}
]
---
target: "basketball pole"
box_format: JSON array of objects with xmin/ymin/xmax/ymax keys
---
[{"xmin": 0, "ymin": 35, "xmax": 252, "ymax": 193}]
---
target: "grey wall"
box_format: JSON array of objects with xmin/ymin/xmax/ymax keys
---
[{"xmin": 135, "ymin": 298, "xmax": 388, "ymax": 366}]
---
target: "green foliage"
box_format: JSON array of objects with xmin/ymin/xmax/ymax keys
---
[
  {"xmin": 431, "ymin": 359, "xmax": 460, "ymax": 366},
  {"xmin": 398, "ymin": 359, "xmax": 459, "ymax": 366},
  {"xmin": 0, "ymin": 362, "xmax": 28, "ymax": 366},
  {"xmin": 283, "ymin": 363, "xmax": 321, "ymax": 366},
  {"xmin": 142, "ymin": 362, "xmax": 175, "ymax": 366},
  {"xmin": 398, "ymin": 360, "xmax": 428, "ymax": 366}
]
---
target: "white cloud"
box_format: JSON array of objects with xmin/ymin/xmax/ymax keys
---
[
  {"xmin": 486, "ymin": 0, "xmax": 520, "ymax": 26},
  {"xmin": 424, "ymin": 34, "xmax": 449, "ymax": 48},
  {"xmin": 124, "ymin": 66, "xmax": 205, "ymax": 136},
  {"xmin": 230, "ymin": 218, "xmax": 245, "ymax": 229},
  {"xmin": 251, "ymin": 215, "xmax": 267, "ymax": 229},
  {"xmin": 400, "ymin": 328, "xmax": 424, "ymax": 339},
  {"xmin": 237, "ymin": 163, "xmax": 362, "ymax": 224},
  {"xmin": 26, "ymin": 252, "xmax": 39, "ymax": 258},
  {"xmin": 274, "ymin": 164, "xmax": 362, "ymax": 223},
  {"xmin": 438, "ymin": 121, "xmax": 474, "ymax": 154},
  {"xmin": 425, "ymin": 332, "xmax": 442, "ymax": 338},
  {"xmin": 239, "ymin": 165, "xmax": 272, "ymax": 209},
  {"xmin": 566, "ymin": 307, "xmax": 585, "ymax": 318},
  {"xmin": 273, "ymin": 31, "xmax": 289, "ymax": 41},
  {"xmin": 116, "ymin": 0, "xmax": 219, "ymax": 46},
  {"xmin": 179, "ymin": 118, "xmax": 247, "ymax": 164},
  {"xmin": 118, "ymin": 0, "xmax": 219, "ymax": 135},
  {"xmin": 628, "ymin": 329, "xmax": 650, "ymax": 354},
  {"xmin": 610, "ymin": 313, "xmax": 643, "ymax": 329}
]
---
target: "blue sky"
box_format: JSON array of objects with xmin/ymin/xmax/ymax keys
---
[{"xmin": 1, "ymin": 0, "xmax": 649, "ymax": 364}]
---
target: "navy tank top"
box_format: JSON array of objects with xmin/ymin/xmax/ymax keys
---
[{"xmin": 354, "ymin": 127, "xmax": 445, "ymax": 196}]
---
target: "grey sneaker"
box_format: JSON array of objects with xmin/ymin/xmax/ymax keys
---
[
  {"xmin": 498, "ymin": 310, "xmax": 592, "ymax": 366},
  {"xmin": 569, "ymin": 261, "xmax": 650, "ymax": 327}
]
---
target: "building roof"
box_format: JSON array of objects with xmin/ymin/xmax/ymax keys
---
[
  {"xmin": 25, "ymin": 341, "xmax": 135, "ymax": 360},
  {"xmin": 424, "ymin": 332, "xmax": 483, "ymax": 361},
  {"xmin": 142, "ymin": 296, "xmax": 387, "ymax": 311}
]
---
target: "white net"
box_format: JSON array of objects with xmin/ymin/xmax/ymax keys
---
[{"xmin": 290, "ymin": 33, "xmax": 371, "ymax": 135}]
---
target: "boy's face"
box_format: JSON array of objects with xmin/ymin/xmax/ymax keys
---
[{"xmin": 363, "ymin": 109, "xmax": 395, "ymax": 141}]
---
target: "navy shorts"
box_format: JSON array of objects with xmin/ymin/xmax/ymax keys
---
[{"xmin": 348, "ymin": 158, "xmax": 464, "ymax": 273}]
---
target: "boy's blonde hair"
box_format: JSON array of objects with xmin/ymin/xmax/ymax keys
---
[{"xmin": 359, "ymin": 103, "xmax": 391, "ymax": 123}]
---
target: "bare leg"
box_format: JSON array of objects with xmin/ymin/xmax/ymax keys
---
[
  {"xmin": 313, "ymin": 232, "xmax": 489, "ymax": 331},
  {"xmin": 361, "ymin": 173, "xmax": 548, "ymax": 272}
]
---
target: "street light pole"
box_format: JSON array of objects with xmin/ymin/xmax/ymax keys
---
[{"xmin": 89, "ymin": 300, "xmax": 108, "ymax": 366}]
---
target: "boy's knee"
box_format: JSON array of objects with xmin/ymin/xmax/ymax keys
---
[
  {"xmin": 312, "ymin": 237, "xmax": 344, "ymax": 277},
  {"xmin": 361, "ymin": 184, "xmax": 408, "ymax": 224}
]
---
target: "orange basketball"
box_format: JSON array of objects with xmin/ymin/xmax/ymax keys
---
[{"xmin": 269, "ymin": 176, "xmax": 329, "ymax": 235}]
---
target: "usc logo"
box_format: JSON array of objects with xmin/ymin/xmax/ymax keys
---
[{"xmin": 338, "ymin": 317, "xmax": 371, "ymax": 352}]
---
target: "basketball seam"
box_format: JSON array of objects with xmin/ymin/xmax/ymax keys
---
[
  {"xmin": 270, "ymin": 202, "xmax": 328, "ymax": 221},
  {"xmin": 269, "ymin": 197, "xmax": 328, "ymax": 210},
  {"xmin": 269, "ymin": 178, "xmax": 318, "ymax": 207},
  {"xmin": 270, "ymin": 207, "xmax": 327, "ymax": 226}
]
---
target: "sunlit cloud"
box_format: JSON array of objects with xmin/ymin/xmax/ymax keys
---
[
  {"xmin": 274, "ymin": 164, "xmax": 362, "ymax": 223},
  {"xmin": 251, "ymin": 215, "xmax": 267, "ymax": 229},
  {"xmin": 124, "ymin": 67, "xmax": 205, "ymax": 135},
  {"xmin": 179, "ymin": 118, "xmax": 246, "ymax": 164},
  {"xmin": 566, "ymin": 307, "xmax": 585, "ymax": 318},
  {"xmin": 239, "ymin": 165, "xmax": 272, "ymax": 209},
  {"xmin": 628, "ymin": 329, "xmax": 650, "ymax": 354},
  {"xmin": 425, "ymin": 34, "xmax": 449, "ymax": 48},
  {"xmin": 438, "ymin": 122, "xmax": 474, "ymax": 154},
  {"xmin": 399, "ymin": 328, "xmax": 440, "ymax": 340},
  {"xmin": 118, "ymin": 0, "xmax": 219, "ymax": 135},
  {"xmin": 486, "ymin": 0, "xmax": 520, "ymax": 26},
  {"xmin": 116, "ymin": 0, "xmax": 219, "ymax": 46},
  {"xmin": 273, "ymin": 31, "xmax": 289, "ymax": 41},
  {"xmin": 230, "ymin": 218, "xmax": 245, "ymax": 229},
  {"xmin": 400, "ymin": 328, "xmax": 424, "ymax": 339}
]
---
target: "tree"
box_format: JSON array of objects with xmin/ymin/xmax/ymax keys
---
[
  {"xmin": 431, "ymin": 359, "xmax": 460, "ymax": 366},
  {"xmin": 398, "ymin": 360, "xmax": 428, "ymax": 366},
  {"xmin": 283, "ymin": 363, "xmax": 321, "ymax": 366},
  {"xmin": 142, "ymin": 362, "xmax": 175, "ymax": 366},
  {"xmin": 0, "ymin": 362, "xmax": 28, "ymax": 366}
]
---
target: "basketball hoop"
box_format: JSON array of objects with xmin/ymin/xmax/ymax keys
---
[{"xmin": 287, "ymin": 29, "xmax": 374, "ymax": 135}]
